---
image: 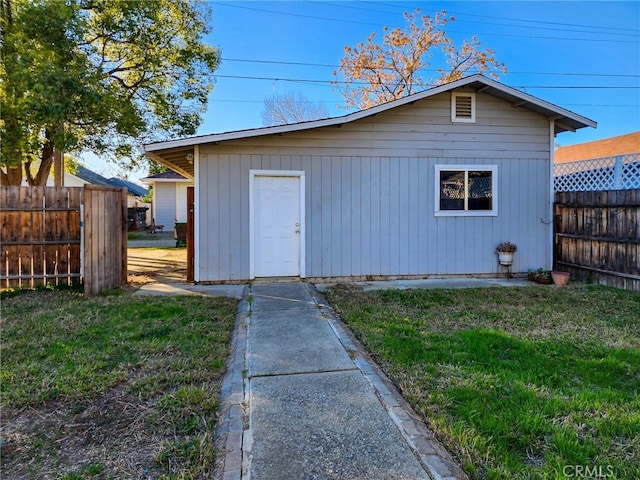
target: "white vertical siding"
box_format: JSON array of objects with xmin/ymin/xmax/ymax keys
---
[
  {"xmin": 197, "ymin": 91, "xmax": 554, "ymax": 281},
  {"xmin": 175, "ymin": 184, "xmax": 189, "ymax": 222},
  {"xmin": 153, "ymin": 183, "xmax": 177, "ymax": 228}
]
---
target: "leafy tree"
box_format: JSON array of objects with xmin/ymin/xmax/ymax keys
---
[
  {"xmin": 0, "ymin": 0, "xmax": 220, "ymax": 185},
  {"xmin": 147, "ymin": 159, "xmax": 169, "ymax": 177},
  {"xmin": 333, "ymin": 9, "xmax": 506, "ymax": 110},
  {"xmin": 262, "ymin": 91, "xmax": 329, "ymax": 126}
]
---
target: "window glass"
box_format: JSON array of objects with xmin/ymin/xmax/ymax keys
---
[
  {"xmin": 468, "ymin": 170, "xmax": 493, "ymax": 210},
  {"xmin": 439, "ymin": 171, "xmax": 465, "ymax": 210},
  {"xmin": 435, "ymin": 165, "xmax": 497, "ymax": 216}
]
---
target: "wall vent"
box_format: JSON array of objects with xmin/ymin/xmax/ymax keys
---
[{"xmin": 452, "ymin": 92, "xmax": 476, "ymax": 123}]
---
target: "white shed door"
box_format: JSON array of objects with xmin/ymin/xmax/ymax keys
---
[{"xmin": 253, "ymin": 176, "xmax": 301, "ymax": 277}]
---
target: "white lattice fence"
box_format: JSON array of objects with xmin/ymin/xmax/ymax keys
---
[{"xmin": 554, "ymin": 154, "xmax": 640, "ymax": 192}]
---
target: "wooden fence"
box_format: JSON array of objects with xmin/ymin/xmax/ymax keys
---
[
  {"xmin": 554, "ymin": 189, "xmax": 639, "ymax": 291},
  {"xmin": 83, "ymin": 185, "xmax": 128, "ymax": 296},
  {"xmin": 1, "ymin": 186, "xmax": 127, "ymax": 296}
]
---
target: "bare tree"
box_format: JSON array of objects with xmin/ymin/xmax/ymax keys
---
[
  {"xmin": 333, "ymin": 9, "xmax": 506, "ymax": 110},
  {"xmin": 262, "ymin": 92, "xmax": 329, "ymax": 126}
]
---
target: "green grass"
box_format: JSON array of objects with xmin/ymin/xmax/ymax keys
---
[
  {"xmin": 127, "ymin": 230, "xmax": 174, "ymax": 242},
  {"xmin": 1, "ymin": 290, "xmax": 237, "ymax": 478},
  {"xmin": 325, "ymin": 284, "xmax": 640, "ymax": 480}
]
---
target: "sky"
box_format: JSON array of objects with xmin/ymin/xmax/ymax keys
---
[{"xmin": 86, "ymin": 1, "xmax": 640, "ymax": 181}]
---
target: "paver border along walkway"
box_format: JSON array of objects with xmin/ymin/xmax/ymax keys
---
[{"xmin": 214, "ymin": 282, "xmax": 468, "ymax": 480}]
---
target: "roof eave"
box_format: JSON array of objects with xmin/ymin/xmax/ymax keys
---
[{"xmin": 142, "ymin": 74, "xmax": 596, "ymax": 153}]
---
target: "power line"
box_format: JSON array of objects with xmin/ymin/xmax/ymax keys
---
[
  {"xmin": 363, "ymin": 1, "xmax": 640, "ymax": 34},
  {"xmin": 220, "ymin": 57, "xmax": 640, "ymax": 79},
  {"xmin": 208, "ymin": 98, "xmax": 639, "ymax": 107},
  {"xmin": 312, "ymin": 1, "xmax": 640, "ymax": 38},
  {"xmin": 212, "ymin": 72, "xmax": 640, "ymax": 89},
  {"xmin": 211, "ymin": 2, "xmax": 639, "ymax": 44}
]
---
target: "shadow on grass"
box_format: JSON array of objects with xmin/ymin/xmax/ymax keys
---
[{"xmin": 376, "ymin": 327, "xmax": 639, "ymax": 478}]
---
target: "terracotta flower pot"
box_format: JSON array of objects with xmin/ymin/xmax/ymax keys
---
[{"xmin": 551, "ymin": 271, "xmax": 570, "ymax": 286}]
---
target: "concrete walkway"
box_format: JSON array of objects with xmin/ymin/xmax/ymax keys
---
[{"xmin": 215, "ymin": 282, "xmax": 468, "ymax": 480}]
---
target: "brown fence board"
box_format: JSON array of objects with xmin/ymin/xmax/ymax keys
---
[
  {"xmin": 554, "ymin": 189, "xmax": 640, "ymax": 291},
  {"xmin": 1, "ymin": 185, "xmax": 125, "ymax": 294},
  {"xmin": 83, "ymin": 185, "xmax": 127, "ymax": 296}
]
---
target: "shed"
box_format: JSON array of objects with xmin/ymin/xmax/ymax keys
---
[{"xmin": 142, "ymin": 75, "xmax": 596, "ymax": 282}]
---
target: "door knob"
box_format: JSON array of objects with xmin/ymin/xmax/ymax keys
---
[{"xmin": 295, "ymin": 229, "xmax": 300, "ymax": 234}]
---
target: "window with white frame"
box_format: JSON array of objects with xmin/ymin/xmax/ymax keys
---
[
  {"xmin": 451, "ymin": 92, "xmax": 476, "ymax": 123},
  {"xmin": 435, "ymin": 165, "xmax": 497, "ymax": 216}
]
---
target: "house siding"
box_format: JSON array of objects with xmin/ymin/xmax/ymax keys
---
[
  {"xmin": 153, "ymin": 183, "xmax": 177, "ymax": 228},
  {"xmin": 197, "ymin": 91, "xmax": 552, "ymax": 281}
]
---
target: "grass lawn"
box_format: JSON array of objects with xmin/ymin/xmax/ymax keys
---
[
  {"xmin": 0, "ymin": 289, "xmax": 237, "ymax": 479},
  {"xmin": 127, "ymin": 231, "xmax": 173, "ymax": 241},
  {"xmin": 324, "ymin": 284, "xmax": 640, "ymax": 480}
]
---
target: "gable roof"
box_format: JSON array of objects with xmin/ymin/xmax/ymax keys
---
[
  {"xmin": 74, "ymin": 164, "xmax": 112, "ymax": 187},
  {"xmin": 73, "ymin": 165, "xmax": 148, "ymax": 197},
  {"xmin": 141, "ymin": 170, "xmax": 190, "ymax": 184},
  {"xmin": 142, "ymin": 74, "xmax": 597, "ymax": 178},
  {"xmin": 108, "ymin": 177, "xmax": 148, "ymax": 197},
  {"xmin": 554, "ymin": 131, "xmax": 640, "ymax": 163}
]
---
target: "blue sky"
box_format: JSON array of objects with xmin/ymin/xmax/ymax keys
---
[
  {"xmin": 90, "ymin": 1, "xmax": 640, "ymax": 178},
  {"xmin": 201, "ymin": 1, "xmax": 639, "ymax": 143}
]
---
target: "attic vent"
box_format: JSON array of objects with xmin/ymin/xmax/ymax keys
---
[{"xmin": 452, "ymin": 92, "xmax": 476, "ymax": 123}]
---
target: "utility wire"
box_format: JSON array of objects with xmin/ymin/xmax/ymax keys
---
[
  {"xmin": 311, "ymin": 0, "xmax": 640, "ymax": 37},
  {"xmin": 208, "ymin": 98, "xmax": 639, "ymax": 107},
  {"xmin": 351, "ymin": 0, "xmax": 640, "ymax": 34},
  {"xmin": 211, "ymin": 2, "xmax": 639, "ymax": 44},
  {"xmin": 212, "ymin": 72, "xmax": 640, "ymax": 89},
  {"xmin": 220, "ymin": 57, "xmax": 640, "ymax": 78}
]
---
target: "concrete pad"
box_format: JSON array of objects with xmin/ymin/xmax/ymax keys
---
[
  {"xmin": 314, "ymin": 277, "xmax": 531, "ymax": 292},
  {"xmin": 248, "ymin": 311, "xmax": 354, "ymax": 376},
  {"xmin": 251, "ymin": 282, "xmax": 318, "ymax": 312},
  {"xmin": 252, "ymin": 282, "xmax": 313, "ymax": 301},
  {"xmin": 395, "ymin": 277, "xmax": 530, "ymax": 290},
  {"xmin": 134, "ymin": 282, "xmax": 246, "ymax": 298},
  {"xmin": 246, "ymin": 370, "xmax": 429, "ymax": 480}
]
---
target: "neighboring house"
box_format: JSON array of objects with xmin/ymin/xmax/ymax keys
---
[
  {"xmin": 18, "ymin": 165, "xmax": 149, "ymax": 200},
  {"xmin": 141, "ymin": 171, "xmax": 193, "ymax": 228},
  {"xmin": 73, "ymin": 165, "xmax": 149, "ymax": 205},
  {"xmin": 142, "ymin": 74, "xmax": 596, "ymax": 283},
  {"xmin": 555, "ymin": 131, "xmax": 639, "ymax": 163},
  {"xmin": 19, "ymin": 170, "xmax": 86, "ymax": 187},
  {"xmin": 554, "ymin": 131, "xmax": 640, "ymax": 191}
]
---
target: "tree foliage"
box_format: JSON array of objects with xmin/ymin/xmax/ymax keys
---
[
  {"xmin": 0, "ymin": 0, "xmax": 220, "ymax": 185},
  {"xmin": 333, "ymin": 9, "xmax": 506, "ymax": 110},
  {"xmin": 262, "ymin": 91, "xmax": 329, "ymax": 127}
]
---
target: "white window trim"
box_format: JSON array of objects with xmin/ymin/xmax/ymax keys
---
[
  {"xmin": 434, "ymin": 164, "xmax": 498, "ymax": 217},
  {"xmin": 451, "ymin": 92, "xmax": 476, "ymax": 123},
  {"xmin": 249, "ymin": 170, "xmax": 306, "ymax": 279}
]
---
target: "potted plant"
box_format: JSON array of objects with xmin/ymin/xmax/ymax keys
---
[
  {"xmin": 496, "ymin": 242, "xmax": 517, "ymax": 266},
  {"xmin": 551, "ymin": 270, "xmax": 570, "ymax": 286},
  {"xmin": 533, "ymin": 268, "xmax": 552, "ymax": 284}
]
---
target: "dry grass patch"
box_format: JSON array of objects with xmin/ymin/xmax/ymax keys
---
[{"xmin": 1, "ymin": 289, "xmax": 237, "ymax": 479}]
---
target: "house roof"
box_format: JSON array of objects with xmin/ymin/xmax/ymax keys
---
[
  {"xmin": 554, "ymin": 131, "xmax": 640, "ymax": 163},
  {"xmin": 142, "ymin": 74, "xmax": 597, "ymax": 179},
  {"xmin": 73, "ymin": 165, "xmax": 148, "ymax": 197},
  {"xmin": 74, "ymin": 165, "xmax": 112, "ymax": 187},
  {"xmin": 140, "ymin": 170, "xmax": 190, "ymax": 184},
  {"xmin": 108, "ymin": 177, "xmax": 148, "ymax": 197}
]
